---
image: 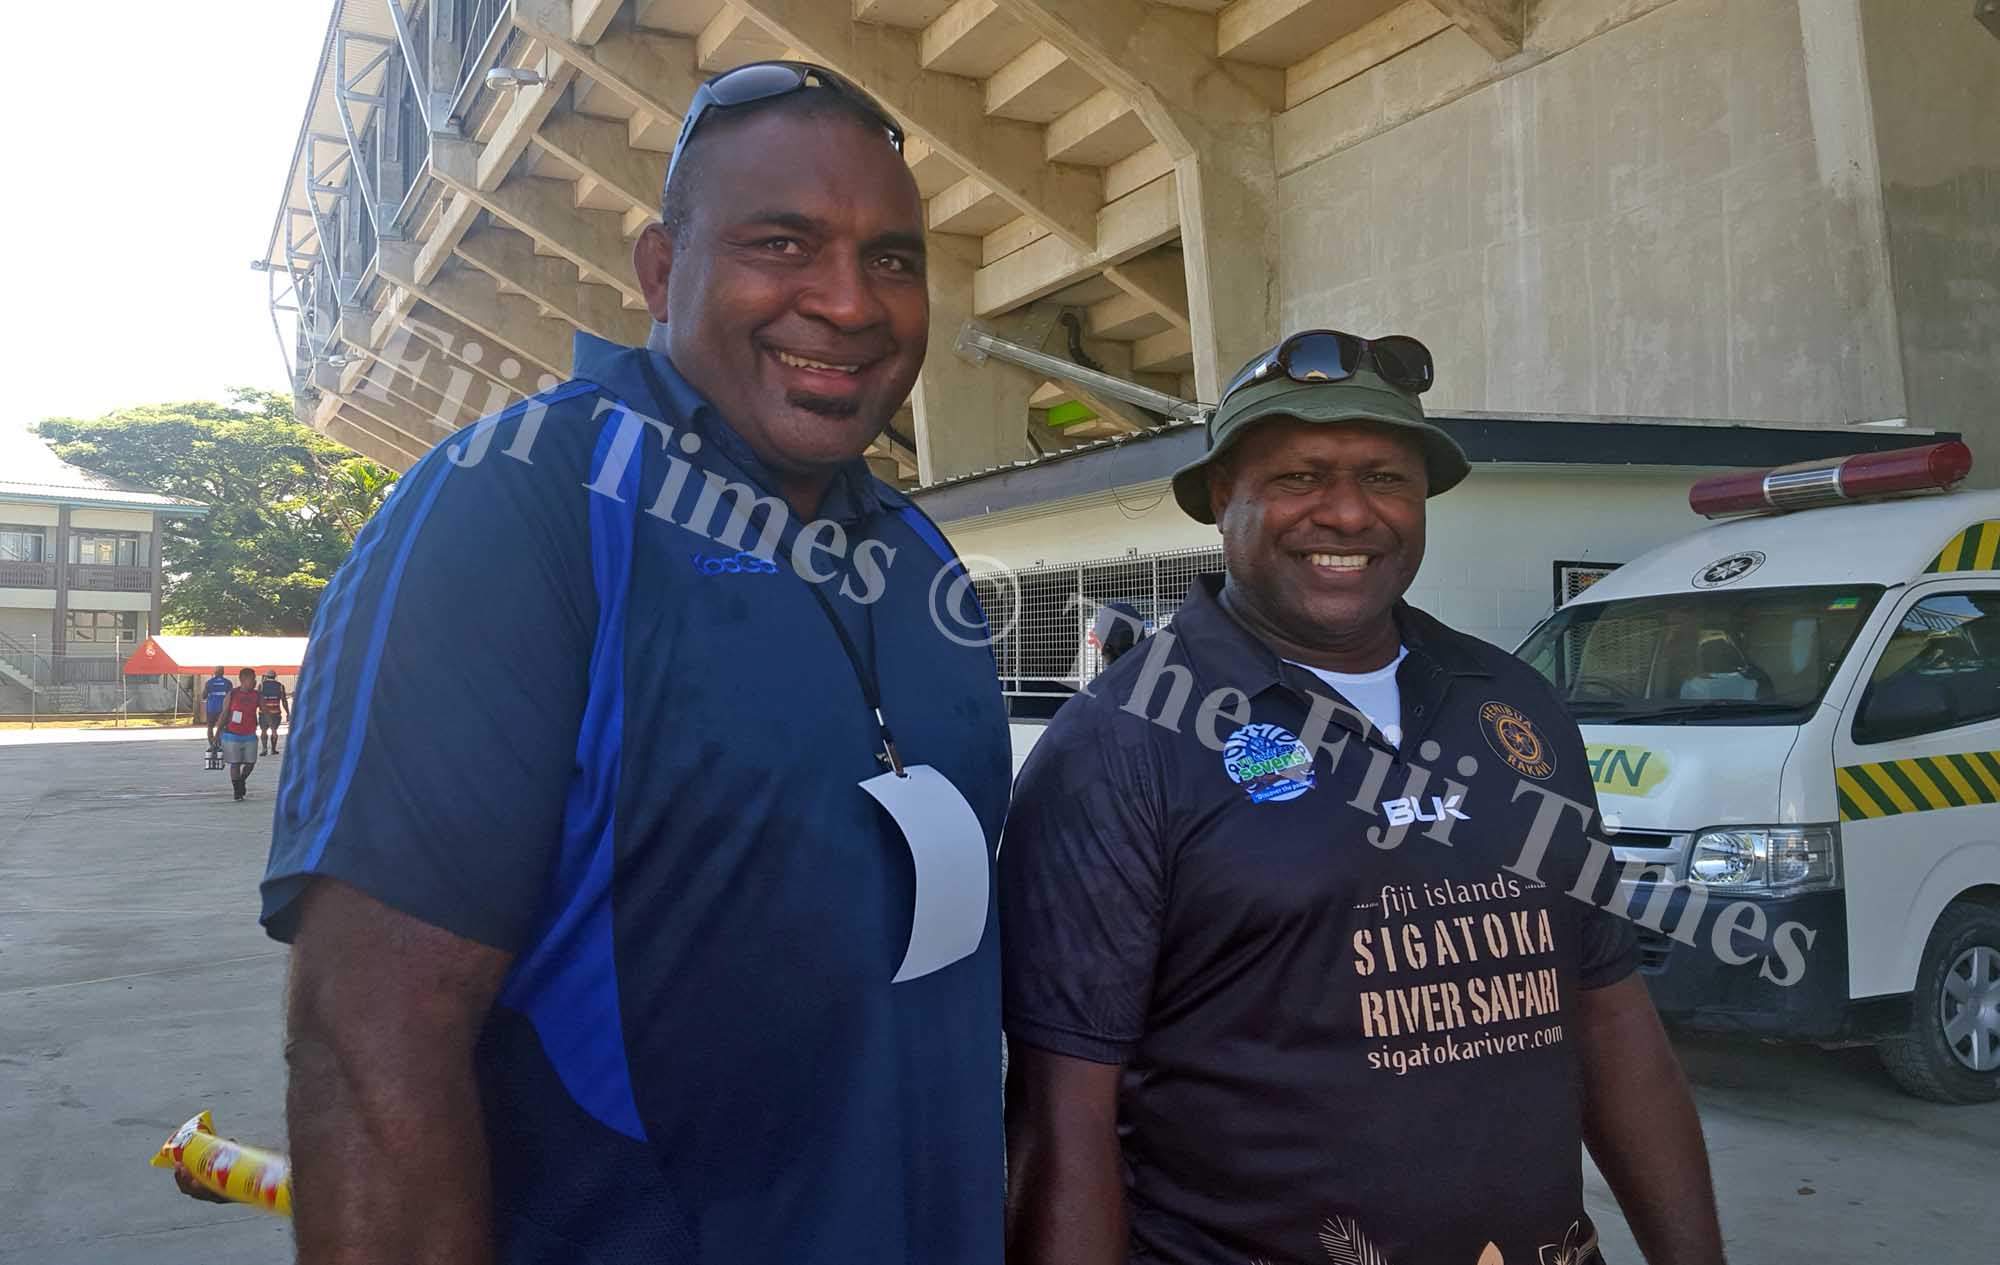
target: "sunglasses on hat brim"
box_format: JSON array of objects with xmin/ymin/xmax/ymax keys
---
[
  {"xmin": 663, "ymin": 61, "xmax": 905, "ymax": 196},
  {"xmin": 1221, "ymin": 330, "xmax": 1435, "ymax": 402}
]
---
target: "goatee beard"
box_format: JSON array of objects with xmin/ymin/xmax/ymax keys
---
[{"xmin": 787, "ymin": 391, "xmax": 861, "ymax": 419}]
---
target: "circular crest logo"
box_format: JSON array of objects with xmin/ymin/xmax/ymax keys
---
[
  {"xmin": 1692, "ymin": 551, "xmax": 1765, "ymax": 588},
  {"xmin": 1221, "ymin": 723, "xmax": 1316, "ymax": 803},
  {"xmin": 1480, "ymin": 701, "xmax": 1554, "ymax": 780}
]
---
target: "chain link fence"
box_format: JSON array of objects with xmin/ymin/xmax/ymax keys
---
[{"xmin": 971, "ymin": 545, "xmax": 1225, "ymax": 714}]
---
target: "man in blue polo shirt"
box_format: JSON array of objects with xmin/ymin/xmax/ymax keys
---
[
  {"xmin": 261, "ymin": 64, "xmax": 1008, "ymax": 1264},
  {"xmin": 201, "ymin": 666, "xmax": 229, "ymax": 752}
]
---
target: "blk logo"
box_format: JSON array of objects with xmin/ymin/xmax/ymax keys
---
[{"xmin": 1381, "ymin": 795, "xmax": 1469, "ymax": 827}]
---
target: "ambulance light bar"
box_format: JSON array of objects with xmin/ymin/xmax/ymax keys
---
[{"xmin": 1688, "ymin": 441, "xmax": 1972, "ymax": 519}]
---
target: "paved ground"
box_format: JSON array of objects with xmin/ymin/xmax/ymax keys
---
[{"xmin": 1, "ymin": 734, "xmax": 1993, "ymax": 1263}]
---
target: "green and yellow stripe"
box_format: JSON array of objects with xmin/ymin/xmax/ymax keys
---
[
  {"xmin": 1925, "ymin": 520, "xmax": 2000, "ymax": 573},
  {"xmin": 1838, "ymin": 750, "xmax": 2000, "ymax": 821}
]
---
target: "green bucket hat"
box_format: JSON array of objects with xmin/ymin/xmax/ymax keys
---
[{"xmin": 1170, "ymin": 367, "xmax": 1471, "ymax": 523}]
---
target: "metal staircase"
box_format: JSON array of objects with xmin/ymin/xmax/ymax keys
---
[{"xmin": 0, "ymin": 630, "xmax": 47, "ymax": 693}]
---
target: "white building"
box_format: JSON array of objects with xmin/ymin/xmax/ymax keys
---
[{"xmin": 0, "ymin": 429, "xmax": 208, "ymax": 714}]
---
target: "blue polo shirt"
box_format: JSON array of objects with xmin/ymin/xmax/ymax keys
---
[{"xmin": 262, "ymin": 334, "xmax": 1010, "ymax": 1264}]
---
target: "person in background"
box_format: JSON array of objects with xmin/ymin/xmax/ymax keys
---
[
  {"xmin": 202, "ymin": 666, "xmax": 230, "ymax": 752},
  {"xmin": 257, "ymin": 670, "xmax": 291, "ymax": 755},
  {"xmin": 217, "ymin": 669, "xmax": 263, "ymax": 802}
]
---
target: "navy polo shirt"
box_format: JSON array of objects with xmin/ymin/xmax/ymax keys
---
[
  {"xmin": 1001, "ymin": 576, "xmax": 1636, "ymax": 1265},
  {"xmin": 263, "ymin": 333, "xmax": 1011, "ymax": 1264}
]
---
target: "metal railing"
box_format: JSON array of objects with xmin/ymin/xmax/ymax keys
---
[
  {"xmin": 0, "ymin": 638, "xmax": 181, "ymax": 722},
  {"xmin": 68, "ymin": 564, "xmax": 152, "ymax": 593},
  {"xmin": 0, "ymin": 559, "xmax": 55, "ymax": 587},
  {"xmin": 972, "ymin": 545, "xmax": 1226, "ymax": 701}
]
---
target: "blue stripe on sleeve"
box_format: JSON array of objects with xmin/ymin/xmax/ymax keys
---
[
  {"xmin": 497, "ymin": 406, "xmax": 648, "ymax": 1141},
  {"xmin": 287, "ymin": 382, "xmax": 600, "ymax": 871}
]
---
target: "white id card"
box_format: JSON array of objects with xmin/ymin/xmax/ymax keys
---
[
  {"xmin": 230, "ymin": 710, "xmax": 243, "ymax": 724},
  {"xmin": 859, "ymin": 764, "xmax": 990, "ymax": 983}
]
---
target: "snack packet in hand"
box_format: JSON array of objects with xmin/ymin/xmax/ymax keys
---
[{"xmin": 151, "ymin": 1110, "xmax": 292, "ymax": 1217}]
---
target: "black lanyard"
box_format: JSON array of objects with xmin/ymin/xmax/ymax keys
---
[
  {"xmin": 637, "ymin": 352, "xmax": 906, "ymax": 778},
  {"xmin": 802, "ymin": 582, "xmax": 906, "ymax": 778}
]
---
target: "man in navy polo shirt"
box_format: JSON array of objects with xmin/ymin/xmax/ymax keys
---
[
  {"xmin": 1001, "ymin": 333, "xmax": 1724, "ymax": 1264},
  {"xmin": 261, "ymin": 64, "xmax": 1008, "ymax": 1264}
]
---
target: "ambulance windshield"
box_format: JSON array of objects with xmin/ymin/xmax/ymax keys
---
[{"xmin": 1518, "ymin": 584, "xmax": 1885, "ymax": 724}]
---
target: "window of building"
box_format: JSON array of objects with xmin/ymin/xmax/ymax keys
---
[
  {"xmin": 70, "ymin": 530, "xmax": 148, "ymax": 567},
  {"xmin": 64, "ymin": 610, "xmax": 144, "ymax": 646},
  {"xmin": 1854, "ymin": 590, "xmax": 2000, "ymax": 744},
  {"xmin": 0, "ymin": 525, "xmax": 47, "ymax": 562}
]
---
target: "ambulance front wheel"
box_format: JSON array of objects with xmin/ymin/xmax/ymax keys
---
[{"xmin": 1878, "ymin": 900, "xmax": 2000, "ymax": 1104}]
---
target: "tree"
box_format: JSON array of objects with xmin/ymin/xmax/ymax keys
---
[{"xmin": 34, "ymin": 389, "xmax": 397, "ymax": 635}]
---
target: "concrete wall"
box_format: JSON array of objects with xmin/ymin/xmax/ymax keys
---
[
  {"xmin": 1858, "ymin": 0, "xmax": 2000, "ymax": 472},
  {"xmin": 69, "ymin": 509, "xmax": 156, "ymax": 532},
  {"xmin": 1276, "ymin": 0, "xmax": 1906, "ymax": 428},
  {"xmin": 0, "ymin": 501, "xmax": 59, "ymax": 528},
  {"xmin": 942, "ymin": 466, "xmax": 1703, "ymax": 650},
  {"xmin": 0, "ymin": 608, "xmax": 52, "ymax": 644}
]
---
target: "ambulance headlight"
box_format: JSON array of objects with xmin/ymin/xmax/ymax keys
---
[{"xmin": 1686, "ymin": 826, "xmax": 1840, "ymax": 893}]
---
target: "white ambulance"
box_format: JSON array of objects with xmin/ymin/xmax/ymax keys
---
[{"xmin": 1516, "ymin": 443, "xmax": 2000, "ymax": 1102}]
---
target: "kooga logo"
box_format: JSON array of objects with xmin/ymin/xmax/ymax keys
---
[
  {"xmin": 691, "ymin": 551, "xmax": 779, "ymax": 576},
  {"xmin": 1381, "ymin": 795, "xmax": 1470, "ymax": 827}
]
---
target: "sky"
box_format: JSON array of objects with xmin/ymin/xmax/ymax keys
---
[{"xmin": 0, "ymin": 1, "xmax": 335, "ymax": 431}]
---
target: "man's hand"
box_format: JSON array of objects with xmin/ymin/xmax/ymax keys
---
[
  {"xmin": 1575, "ymin": 974, "xmax": 1726, "ymax": 1264},
  {"xmin": 1004, "ymin": 1044, "xmax": 1127, "ymax": 1265},
  {"xmin": 286, "ymin": 879, "xmax": 513, "ymax": 1265},
  {"xmin": 172, "ymin": 1163, "xmax": 231, "ymax": 1204}
]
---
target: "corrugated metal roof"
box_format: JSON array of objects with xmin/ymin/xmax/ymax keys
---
[{"xmin": 0, "ymin": 428, "xmax": 209, "ymax": 514}]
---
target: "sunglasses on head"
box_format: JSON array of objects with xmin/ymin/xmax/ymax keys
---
[
  {"xmin": 663, "ymin": 61, "xmax": 906, "ymax": 196},
  {"xmin": 1221, "ymin": 330, "xmax": 1435, "ymax": 402}
]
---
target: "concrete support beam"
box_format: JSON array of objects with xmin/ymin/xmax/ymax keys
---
[
  {"xmin": 734, "ymin": 0, "xmax": 1103, "ymax": 250},
  {"xmin": 697, "ymin": 2, "xmax": 792, "ymax": 69},
  {"xmin": 324, "ymin": 412, "xmax": 419, "ymax": 471},
  {"xmin": 982, "ymin": 215, "xmax": 1050, "ymax": 265},
  {"xmin": 1285, "ymin": 0, "xmax": 1451, "ymax": 108},
  {"xmin": 928, "ymin": 176, "xmax": 1020, "ymax": 236},
  {"xmin": 532, "ymin": 111, "xmax": 667, "ymax": 217},
  {"xmin": 431, "ymin": 137, "xmax": 643, "ymax": 301},
  {"xmin": 356, "ymin": 361, "xmax": 466, "ymax": 437},
  {"xmin": 573, "ymin": 0, "xmax": 625, "ymax": 43},
  {"xmin": 514, "ymin": 0, "xmax": 702, "ymax": 123},
  {"xmin": 365, "ymin": 326, "xmax": 510, "ymax": 425},
  {"xmin": 919, "ymin": 0, "xmax": 1041, "ymax": 78},
  {"xmin": 415, "ymin": 195, "xmax": 481, "ymax": 286},
  {"xmin": 984, "ymin": 39, "xmax": 1095, "ymax": 123},
  {"xmin": 335, "ymin": 393, "xmax": 438, "ymax": 461},
  {"xmin": 853, "ymin": 1, "xmax": 958, "ymax": 24},
  {"xmin": 1105, "ymin": 256, "xmax": 1191, "ymax": 331},
  {"xmin": 1104, "ymin": 141, "xmax": 1176, "ymax": 201},
  {"xmin": 455, "ymin": 226, "xmax": 652, "ymax": 345},
  {"xmin": 1086, "ymin": 289, "xmax": 1167, "ymax": 340},
  {"xmin": 995, "ymin": 0, "xmax": 1280, "ymax": 395},
  {"xmin": 974, "ymin": 171, "xmax": 1181, "ymax": 314},
  {"xmin": 912, "ymin": 235, "xmax": 1042, "ymax": 483},
  {"xmin": 475, "ymin": 67, "xmax": 579, "ymax": 190},
  {"xmin": 903, "ymin": 136, "xmax": 966, "ymax": 198},
  {"xmin": 1427, "ymin": 0, "xmax": 1526, "ymax": 60},
  {"xmin": 381, "ymin": 243, "xmax": 575, "ymax": 378},
  {"xmin": 403, "ymin": 302, "xmax": 538, "ymax": 397},
  {"xmin": 1134, "ymin": 325, "xmax": 1195, "ymax": 374},
  {"xmin": 1046, "ymin": 89, "xmax": 1152, "ymax": 166},
  {"xmin": 1216, "ymin": 0, "xmax": 1406, "ymax": 67}
]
